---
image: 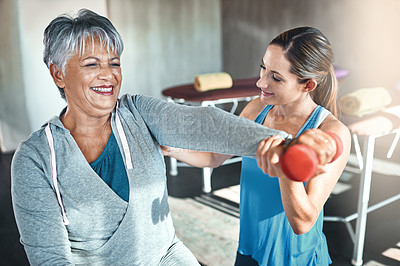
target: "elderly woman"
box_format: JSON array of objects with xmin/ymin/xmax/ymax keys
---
[{"xmin": 11, "ymin": 9, "xmax": 336, "ymax": 266}]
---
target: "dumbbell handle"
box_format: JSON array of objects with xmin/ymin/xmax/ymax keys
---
[{"xmin": 280, "ymin": 132, "xmax": 343, "ymax": 182}]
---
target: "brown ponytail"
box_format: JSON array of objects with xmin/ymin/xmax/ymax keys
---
[{"xmin": 310, "ymin": 65, "xmax": 338, "ymax": 117}]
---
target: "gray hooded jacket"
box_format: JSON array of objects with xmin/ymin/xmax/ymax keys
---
[{"xmin": 11, "ymin": 94, "xmax": 288, "ymax": 265}]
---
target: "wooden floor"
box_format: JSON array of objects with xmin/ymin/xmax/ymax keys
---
[
  {"xmin": 1, "ymin": 151, "xmax": 400, "ymax": 266},
  {"xmin": 169, "ymin": 195, "xmax": 239, "ymax": 266},
  {"xmin": 167, "ymin": 155, "xmax": 400, "ymax": 266}
]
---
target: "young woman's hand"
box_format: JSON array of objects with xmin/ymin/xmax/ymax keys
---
[
  {"xmin": 288, "ymin": 129, "xmax": 337, "ymax": 165},
  {"xmin": 256, "ymin": 129, "xmax": 338, "ymax": 178},
  {"xmin": 256, "ymin": 135, "xmax": 285, "ymax": 177}
]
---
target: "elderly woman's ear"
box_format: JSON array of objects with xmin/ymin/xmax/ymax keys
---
[{"xmin": 50, "ymin": 63, "xmax": 65, "ymax": 89}]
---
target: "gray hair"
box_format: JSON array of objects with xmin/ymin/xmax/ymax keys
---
[{"xmin": 43, "ymin": 9, "xmax": 124, "ymax": 99}]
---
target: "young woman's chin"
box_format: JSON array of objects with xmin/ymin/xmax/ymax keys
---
[{"xmin": 260, "ymin": 91, "xmax": 274, "ymax": 105}]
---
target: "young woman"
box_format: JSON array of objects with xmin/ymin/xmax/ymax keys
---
[{"xmin": 163, "ymin": 27, "xmax": 351, "ymax": 265}]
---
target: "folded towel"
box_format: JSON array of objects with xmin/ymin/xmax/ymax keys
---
[
  {"xmin": 339, "ymin": 87, "xmax": 392, "ymax": 117},
  {"xmin": 194, "ymin": 72, "xmax": 233, "ymax": 92}
]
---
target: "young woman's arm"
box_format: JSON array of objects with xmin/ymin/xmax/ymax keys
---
[
  {"xmin": 256, "ymin": 116, "xmax": 351, "ymax": 234},
  {"xmin": 161, "ymin": 146, "xmax": 232, "ymax": 168}
]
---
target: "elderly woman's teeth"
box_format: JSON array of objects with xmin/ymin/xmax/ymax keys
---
[{"xmin": 91, "ymin": 87, "xmax": 112, "ymax": 92}]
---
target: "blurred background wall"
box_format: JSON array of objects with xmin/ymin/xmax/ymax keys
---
[
  {"xmin": 221, "ymin": 0, "xmax": 400, "ymax": 100},
  {"xmin": 108, "ymin": 0, "xmax": 222, "ymax": 97},
  {"xmin": 1, "ymin": 0, "xmax": 399, "ymax": 151},
  {"xmin": 0, "ymin": 0, "xmax": 30, "ymax": 151}
]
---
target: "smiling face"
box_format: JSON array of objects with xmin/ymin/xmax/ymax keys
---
[
  {"xmin": 257, "ymin": 44, "xmax": 307, "ymax": 106},
  {"xmin": 52, "ymin": 37, "xmax": 122, "ymax": 119}
]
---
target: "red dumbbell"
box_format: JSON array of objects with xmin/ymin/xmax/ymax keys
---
[{"xmin": 280, "ymin": 132, "xmax": 343, "ymax": 182}]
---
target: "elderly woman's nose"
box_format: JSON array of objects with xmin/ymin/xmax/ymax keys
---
[{"xmin": 98, "ymin": 65, "xmax": 113, "ymax": 79}]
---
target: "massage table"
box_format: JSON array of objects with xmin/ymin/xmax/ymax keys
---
[
  {"xmin": 162, "ymin": 77, "xmax": 260, "ymax": 193},
  {"xmin": 324, "ymin": 105, "xmax": 400, "ymax": 265}
]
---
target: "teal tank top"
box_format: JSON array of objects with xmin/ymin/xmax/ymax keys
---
[
  {"xmin": 90, "ymin": 131, "xmax": 129, "ymax": 202},
  {"xmin": 238, "ymin": 105, "xmax": 332, "ymax": 265}
]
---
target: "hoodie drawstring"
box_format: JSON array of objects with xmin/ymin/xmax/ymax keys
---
[
  {"xmin": 45, "ymin": 106, "xmax": 132, "ymax": 225},
  {"xmin": 45, "ymin": 124, "xmax": 70, "ymax": 225}
]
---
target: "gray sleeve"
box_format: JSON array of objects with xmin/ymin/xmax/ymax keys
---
[
  {"xmin": 130, "ymin": 94, "xmax": 289, "ymax": 157},
  {"xmin": 11, "ymin": 143, "xmax": 74, "ymax": 265}
]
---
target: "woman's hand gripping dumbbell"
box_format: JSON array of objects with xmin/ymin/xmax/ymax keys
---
[{"xmin": 256, "ymin": 129, "xmax": 343, "ymax": 182}]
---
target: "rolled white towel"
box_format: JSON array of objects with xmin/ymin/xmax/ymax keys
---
[
  {"xmin": 339, "ymin": 87, "xmax": 392, "ymax": 117},
  {"xmin": 194, "ymin": 72, "xmax": 233, "ymax": 92}
]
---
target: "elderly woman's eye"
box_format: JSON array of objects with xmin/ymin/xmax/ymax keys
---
[
  {"xmin": 85, "ymin": 63, "xmax": 97, "ymax": 67},
  {"xmin": 260, "ymin": 64, "xmax": 266, "ymax": 70}
]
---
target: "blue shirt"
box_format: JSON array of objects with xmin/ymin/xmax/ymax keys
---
[
  {"xmin": 238, "ymin": 105, "xmax": 332, "ymax": 266},
  {"xmin": 90, "ymin": 131, "xmax": 129, "ymax": 202}
]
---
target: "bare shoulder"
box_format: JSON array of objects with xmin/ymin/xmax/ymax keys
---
[
  {"xmin": 319, "ymin": 114, "xmax": 351, "ymax": 144},
  {"xmin": 239, "ymin": 97, "xmax": 266, "ymax": 120}
]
